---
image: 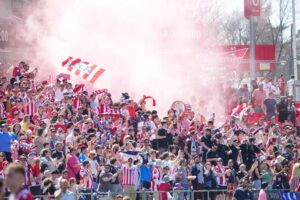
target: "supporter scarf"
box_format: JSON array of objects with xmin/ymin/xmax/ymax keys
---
[
  {"xmin": 73, "ymin": 84, "xmax": 85, "ymax": 93},
  {"xmin": 142, "ymin": 95, "xmax": 156, "ymax": 106},
  {"xmin": 120, "ymin": 151, "xmax": 146, "ymax": 163}
]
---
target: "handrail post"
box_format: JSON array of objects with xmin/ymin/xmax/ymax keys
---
[
  {"xmin": 191, "ymin": 190, "xmax": 194, "ymax": 200},
  {"xmin": 91, "ymin": 192, "xmax": 94, "ymax": 200},
  {"xmin": 142, "ymin": 189, "xmax": 146, "ymax": 200}
]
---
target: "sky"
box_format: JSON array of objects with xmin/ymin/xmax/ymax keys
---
[{"xmin": 224, "ymin": 0, "xmax": 300, "ymax": 32}]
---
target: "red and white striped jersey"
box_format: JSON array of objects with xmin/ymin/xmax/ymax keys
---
[
  {"xmin": 97, "ymin": 104, "xmax": 111, "ymax": 114},
  {"xmin": 23, "ymin": 96, "xmax": 37, "ymax": 116},
  {"xmin": 110, "ymin": 109, "xmax": 121, "ymax": 115},
  {"xmin": 80, "ymin": 168, "xmax": 94, "ymax": 189},
  {"xmin": 23, "ymin": 164, "xmax": 33, "ymax": 186},
  {"xmin": 122, "ymin": 165, "xmax": 137, "ymax": 185},
  {"xmin": 9, "ymin": 187, "xmax": 34, "ymax": 200},
  {"xmin": 151, "ymin": 167, "xmax": 162, "ymax": 190},
  {"xmin": 24, "ymin": 98, "xmax": 36, "ymax": 116},
  {"xmin": 44, "ymin": 90, "xmax": 55, "ymax": 101},
  {"xmin": 30, "ymin": 80, "xmax": 38, "ymax": 90},
  {"xmin": 0, "ymin": 102, "xmax": 5, "ymax": 118},
  {"xmin": 73, "ymin": 97, "xmax": 81, "ymax": 110},
  {"xmin": 215, "ymin": 165, "xmax": 227, "ymax": 186}
]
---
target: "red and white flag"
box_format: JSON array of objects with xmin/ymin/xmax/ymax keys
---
[{"xmin": 62, "ymin": 57, "xmax": 105, "ymax": 84}]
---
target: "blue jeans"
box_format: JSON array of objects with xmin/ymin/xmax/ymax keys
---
[
  {"xmin": 182, "ymin": 183, "xmax": 191, "ymax": 199},
  {"xmin": 253, "ymin": 180, "xmax": 261, "ymax": 190}
]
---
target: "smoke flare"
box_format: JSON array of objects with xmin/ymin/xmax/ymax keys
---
[{"xmin": 25, "ymin": 0, "xmax": 225, "ymax": 117}]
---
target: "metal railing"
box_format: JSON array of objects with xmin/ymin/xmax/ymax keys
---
[{"xmin": 7, "ymin": 188, "xmax": 295, "ymax": 200}]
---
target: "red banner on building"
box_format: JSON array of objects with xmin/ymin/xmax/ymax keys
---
[
  {"xmin": 219, "ymin": 44, "xmax": 276, "ymax": 71},
  {"xmin": 244, "ymin": 0, "xmax": 260, "ymax": 19}
]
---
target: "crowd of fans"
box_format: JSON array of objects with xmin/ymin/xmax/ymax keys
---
[{"xmin": 0, "ymin": 61, "xmax": 300, "ymax": 200}]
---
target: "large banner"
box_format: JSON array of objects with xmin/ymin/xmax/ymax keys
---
[{"xmin": 244, "ymin": 0, "xmax": 260, "ymax": 19}]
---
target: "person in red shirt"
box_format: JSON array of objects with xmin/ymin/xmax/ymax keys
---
[
  {"xmin": 54, "ymin": 114, "xmax": 67, "ymax": 133},
  {"xmin": 4, "ymin": 163, "xmax": 34, "ymax": 200},
  {"xmin": 12, "ymin": 62, "xmax": 25, "ymax": 78},
  {"xmin": 31, "ymin": 157, "xmax": 41, "ymax": 184},
  {"xmin": 252, "ymin": 83, "xmax": 267, "ymax": 114},
  {"xmin": 157, "ymin": 175, "xmax": 172, "ymax": 200},
  {"xmin": 125, "ymin": 100, "xmax": 138, "ymax": 118}
]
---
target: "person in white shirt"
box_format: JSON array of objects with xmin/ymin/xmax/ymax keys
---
[
  {"xmin": 240, "ymin": 73, "xmax": 251, "ymax": 91},
  {"xmin": 66, "ymin": 128, "xmax": 80, "ymax": 147},
  {"xmin": 55, "ymin": 84, "xmax": 65, "ymax": 102},
  {"xmin": 287, "ymin": 75, "xmax": 295, "ymax": 97},
  {"xmin": 262, "ymin": 77, "xmax": 273, "ymax": 98},
  {"xmin": 87, "ymin": 151, "xmax": 100, "ymax": 190}
]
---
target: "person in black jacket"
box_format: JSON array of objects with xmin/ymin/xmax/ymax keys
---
[
  {"xmin": 191, "ymin": 157, "xmax": 204, "ymax": 200},
  {"xmin": 239, "ymin": 137, "xmax": 260, "ymax": 170},
  {"xmin": 206, "ymin": 143, "xmax": 219, "ymax": 166},
  {"xmin": 216, "ymin": 138, "xmax": 229, "ymax": 165},
  {"xmin": 277, "ymin": 97, "xmax": 288, "ymax": 123},
  {"xmin": 272, "ymin": 162, "xmax": 290, "ymax": 190},
  {"xmin": 204, "ymin": 162, "xmax": 218, "ymax": 200},
  {"xmin": 200, "ymin": 128, "xmax": 213, "ymax": 163},
  {"xmin": 227, "ymin": 138, "xmax": 240, "ymax": 171},
  {"xmin": 184, "ymin": 131, "xmax": 200, "ymax": 160}
]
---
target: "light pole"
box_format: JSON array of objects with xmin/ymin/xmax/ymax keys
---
[
  {"xmin": 249, "ymin": 16, "xmax": 256, "ymax": 80},
  {"xmin": 292, "ymin": 0, "xmax": 298, "ymax": 80}
]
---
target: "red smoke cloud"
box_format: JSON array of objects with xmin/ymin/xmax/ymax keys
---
[{"xmin": 25, "ymin": 0, "xmax": 226, "ymax": 118}]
